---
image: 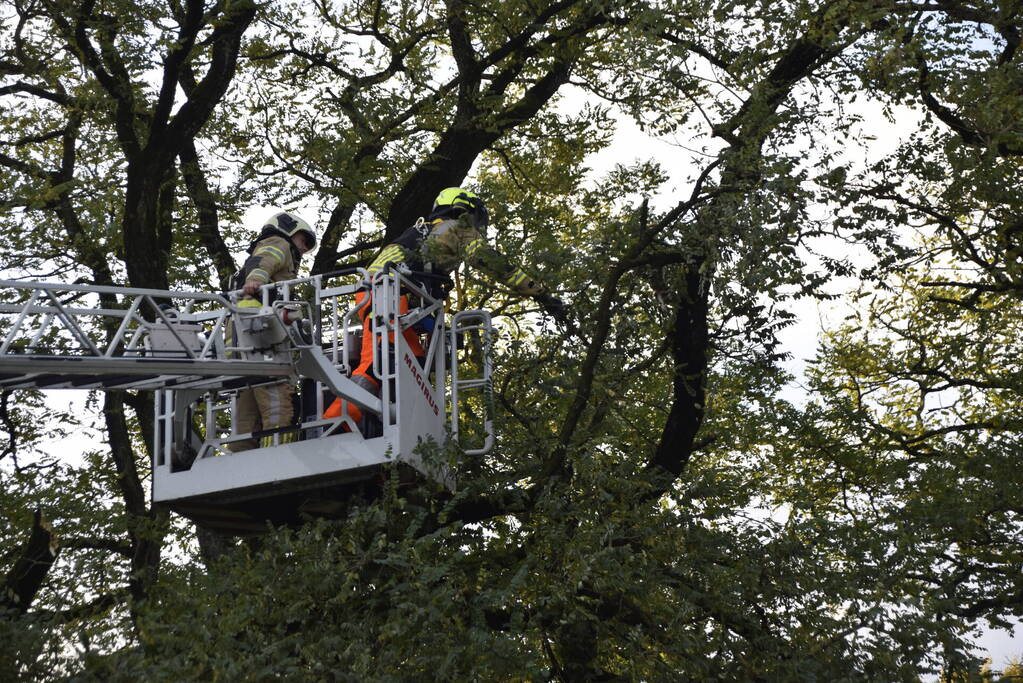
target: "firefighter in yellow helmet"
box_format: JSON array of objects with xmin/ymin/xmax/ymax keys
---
[
  {"xmin": 326, "ymin": 187, "xmax": 563, "ymax": 424},
  {"xmin": 229, "ymin": 211, "xmax": 317, "ymax": 451}
]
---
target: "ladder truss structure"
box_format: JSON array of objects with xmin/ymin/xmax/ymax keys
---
[{"xmin": 0, "ymin": 271, "xmax": 494, "ymax": 533}]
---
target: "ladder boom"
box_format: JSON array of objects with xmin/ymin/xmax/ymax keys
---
[
  {"xmin": 0, "ymin": 357, "xmax": 295, "ymax": 390},
  {"xmin": 0, "ymin": 280, "xmax": 297, "ymax": 390}
]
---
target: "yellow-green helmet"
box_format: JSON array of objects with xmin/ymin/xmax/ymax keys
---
[{"xmin": 432, "ymin": 187, "xmax": 488, "ymax": 228}]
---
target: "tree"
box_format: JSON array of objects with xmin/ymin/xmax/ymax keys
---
[
  {"xmin": 0, "ymin": 0, "xmax": 256, "ymax": 670},
  {"xmin": 1, "ymin": 0, "xmax": 1021, "ymax": 679}
]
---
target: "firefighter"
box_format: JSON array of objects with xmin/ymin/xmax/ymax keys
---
[
  {"xmin": 325, "ymin": 187, "xmax": 564, "ymax": 424},
  {"xmin": 229, "ymin": 211, "xmax": 317, "ymax": 451}
]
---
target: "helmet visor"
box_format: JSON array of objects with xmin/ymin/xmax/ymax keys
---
[{"xmin": 468, "ymin": 197, "xmax": 488, "ymax": 230}]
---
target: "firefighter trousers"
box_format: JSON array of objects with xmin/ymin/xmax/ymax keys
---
[{"xmin": 229, "ymin": 381, "xmax": 295, "ymax": 452}]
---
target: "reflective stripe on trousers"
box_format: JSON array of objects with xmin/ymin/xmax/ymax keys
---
[{"xmin": 228, "ymin": 381, "xmax": 295, "ymax": 452}]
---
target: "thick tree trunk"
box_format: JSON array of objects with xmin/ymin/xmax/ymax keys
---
[
  {"xmin": 310, "ymin": 203, "xmax": 359, "ymax": 276},
  {"xmin": 382, "ymin": 59, "xmax": 574, "ymax": 240},
  {"xmin": 196, "ymin": 527, "xmax": 236, "ymax": 567},
  {"xmin": 104, "ymin": 392, "xmax": 164, "ymax": 609},
  {"xmin": 1, "ymin": 510, "xmax": 60, "ymax": 615},
  {"xmin": 122, "ymin": 163, "xmax": 171, "ymax": 290},
  {"xmin": 650, "ymin": 263, "xmax": 709, "ymax": 477}
]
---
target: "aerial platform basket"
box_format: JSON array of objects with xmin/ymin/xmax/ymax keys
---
[{"xmin": 0, "ymin": 270, "xmax": 494, "ymax": 534}]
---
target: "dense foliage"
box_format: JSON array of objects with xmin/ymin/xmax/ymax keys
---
[{"xmin": 1, "ymin": 0, "xmax": 1020, "ymax": 679}]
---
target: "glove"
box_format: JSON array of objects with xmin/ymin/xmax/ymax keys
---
[{"xmin": 536, "ymin": 293, "xmax": 567, "ymax": 322}]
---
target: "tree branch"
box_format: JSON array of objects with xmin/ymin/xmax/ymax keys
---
[
  {"xmin": 916, "ymin": 57, "xmax": 1022, "ymax": 157},
  {"xmin": 1, "ymin": 510, "xmax": 60, "ymax": 615},
  {"xmin": 179, "ymin": 140, "xmax": 236, "ymax": 288},
  {"xmin": 61, "ymin": 537, "xmax": 133, "ymax": 559}
]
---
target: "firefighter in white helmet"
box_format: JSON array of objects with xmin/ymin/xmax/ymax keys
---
[{"xmin": 229, "ymin": 211, "xmax": 316, "ymax": 451}]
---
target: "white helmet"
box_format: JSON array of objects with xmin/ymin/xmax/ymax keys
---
[{"xmin": 265, "ymin": 211, "xmax": 316, "ymax": 249}]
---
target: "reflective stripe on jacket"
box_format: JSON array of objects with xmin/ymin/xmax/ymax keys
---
[{"xmin": 241, "ymin": 235, "xmax": 297, "ymax": 300}]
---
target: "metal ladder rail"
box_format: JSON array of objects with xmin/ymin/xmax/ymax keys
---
[
  {"xmin": 367, "ymin": 269, "xmax": 448, "ymax": 431},
  {"xmin": 390, "ymin": 270, "xmax": 448, "ymax": 414},
  {"xmin": 0, "ymin": 280, "xmax": 277, "ymax": 389},
  {"xmin": 154, "ymin": 271, "xmax": 363, "ymax": 464},
  {"xmin": 449, "ymin": 310, "xmax": 494, "ymax": 455},
  {"xmin": 0, "ymin": 294, "xmax": 296, "ymax": 391},
  {"xmin": 0, "ymin": 277, "xmax": 402, "ymax": 393},
  {"xmin": 155, "ymin": 390, "xmax": 173, "ymax": 468},
  {"xmin": 0, "ymin": 361, "xmax": 297, "ymax": 391},
  {"xmin": 0, "ymin": 290, "xmax": 143, "ymax": 359},
  {"xmin": 371, "ymin": 272, "xmax": 397, "ymax": 432},
  {"xmin": 0, "ymin": 275, "xmax": 432, "ymax": 403},
  {"xmin": 303, "ymin": 270, "xmax": 368, "ymax": 435}
]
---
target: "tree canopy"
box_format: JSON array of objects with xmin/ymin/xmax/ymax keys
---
[{"xmin": 1, "ymin": 0, "xmax": 1021, "ymax": 679}]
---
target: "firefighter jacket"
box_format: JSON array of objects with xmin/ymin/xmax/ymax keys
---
[
  {"xmin": 368, "ymin": 216, "xmax": 546, "ymax": 296},
  {"xmin": 237, "ymin": 235, "xmax": 298, "ymax": 300}
]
